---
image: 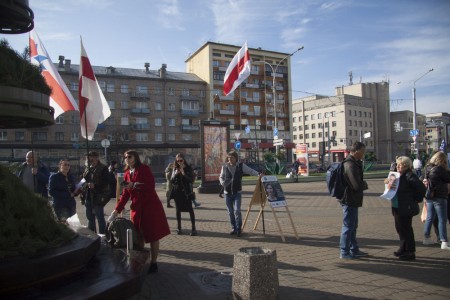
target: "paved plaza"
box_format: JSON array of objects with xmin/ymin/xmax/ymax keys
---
[{"xmin": 78, "ymin": 177, "xmax": 450, "ymax": 300}]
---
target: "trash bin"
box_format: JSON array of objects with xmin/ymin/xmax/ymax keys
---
[{"xmin": 232, "ymin": 247, "xmax": 278, "ymax": 300}]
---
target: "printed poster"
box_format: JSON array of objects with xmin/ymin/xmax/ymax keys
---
[
  {"xmin": 380, "ymin": 171, "xmax": 400, "ymax": 200},
  {"xmin": 261, "ymin": 175, "xmax": 287, "ymax": 208}
]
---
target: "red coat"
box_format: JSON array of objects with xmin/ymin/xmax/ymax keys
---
[{"xmin": 115, "ymin": 164, "xmax": 170, "ymax": 243}]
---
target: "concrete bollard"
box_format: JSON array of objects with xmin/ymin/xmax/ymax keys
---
[{"xmin": 232, "ymin": 247, "xmax": 279, "ymax": 300}]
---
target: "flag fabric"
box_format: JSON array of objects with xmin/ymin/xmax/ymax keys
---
[
  {"xmin": 79, "ymin": 38, "xmax": 111, "ymax": 140},
  {"xmin": 223, "ymin": 42, "xmax": 251, "ymax": 96},
  {"xmin": 29, "ymin": 29, "xmax": 78, "ymax": 118}
]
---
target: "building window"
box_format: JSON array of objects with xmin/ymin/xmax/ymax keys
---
[
  {"xmin": 121, "ymin": 117, "xmax": 129, "ymax": 125},
  {"xmin": 311, "ymin": 124, "xmax": 316, "ymax": 129},
  {"xmin": 332, "ymin": 121, "xmax": 337, "ymax": 127},
  {"xmin": 107, "ymin": 83, "xmax": 115, "ymax": 93},
  {"xmin": 108, "ymin": 100, "xmax": 115, "ymax": 109},
  {"xmin": 182, "ymin": 134, "xmax": 192, "ymax": 141},
  {"xmin": 70, "ymin": 82, "xmax": 78, "ymax": 91},
  {"xmin": 0, "ymin": 131, "xmax": 7, "ymax": 141},
  {"xmin": 305, "ymin": 115, "xmax": 309, "ymax": 121},
  {"xmin": 15, "ymin": 131, "xmax": 24, "ymax": 141},
  {"xmin": 312, "ymin": 133, "xmax": 316, "ymax": 138},
  {"xmin": 32, "ymin": 132, "xmax": 47, "ymax": 141},
  {"xmin": 311, "ymin": 114, "xmax": 316, "ymax": 120},
  {"xmin": 298, "ymin": 125, "xmax": 302, "ymax": 130},
  {"xmin": 136, "ymin": 102, "xmax": 147, "ymax": 109},
  {"xmin": 348, "ymin": 120, "xmax": 352, "ymax": 126},
  {"xmin": 70, "ymin": 132, "xmax": 79, "ymax": 141},
  {"xmin": 136, "ymin": 85, "xmax": 148, "ymax": 95},
  {"xmin": 213, "ymin": 60, "xmax": 220, "ymax": 67},
  {"xmin": 305, "ymin": 134, "xmax": 309, "ymax": 139},
  {"xmin": 212, "ymin": 52, "xmax": 221, "ymax": 57},
  {"xmin": 168, "ymin": 118, "xmax": 176, "ymax": 126},
  {"xmin": 155, "ymin": 102, "xmax": 162, "ymax": 111},
  {"xmin": 182, "ymin": 89, "xmax": 190, "ymax": 96},
  {"xmin": 121, "ymin": 101, "xmax": 129, "ymax": 109},
  {"xmin": 155, "ymin": 133, "xmax": 163, "ymax": 142},
  {"xmin": 136, "ymin": 133, "xmax": 148, "ymax": 142},
  {"xmin": 155, "ymin": 118, "xmax": 162, "ymax": 126},
  {"xmin": 312, "ymin": 142, "xmax": 316, "ymax": 148},
  {"xmin": 105, "ymin": 116, "xmax": 115, "ymax": 125},
  {"xmin": 154, "ymin": 87, "xmax": 162, "ymax": 94},
  {"xmin": 168, "ymin": 133, "xmax": 175, "ymax": 141},
  {"xmin": 348, "ymin": 109, "xmax": 352, "ymax": 116},
  {"xmin": 55, "ymin": 115, "xmax": 64, "ymax": 124},
  {"xmin": 349, "ymin": 130, "xmax": 353, "ymax": 136},
  {"xmin": 55, "ymin": 132, "xmax": 64, "ymax": 141},
  {"xmin": 305, "ymin": 124, "xmax": 309, "ymax": 130},
  {"xmin": 98, "ymin": 81, "xmax": 106, "ymax": 92},
  {"xmin": 168, "ymin": 87, "xmax": 175, "ymax": 95},
  {"xmin": 121, "ymin": 84, "xmax": 129, "ymax": 93},
  {"xmin": 298, "ymin": 116, "xmax": 302, "ymax": 122},
  {"xmin": 299, "ymin": 134, "xmax": 303, "ymax": 139},
  {"xmin": 168, "ymin": 103, "xmax": 175, "ymax": 111}
]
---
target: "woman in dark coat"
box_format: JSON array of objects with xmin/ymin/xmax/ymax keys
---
[
  {"xmin": 391, "ymin": 156, "xmax": 426, "ymax": 261},
  {"xmin": 48, "ymin": 158, "xmax": 77, "ymax": 221},
  {"xmin": 170, "ymin": 153, "xmax": 197, "ymax": 236}
]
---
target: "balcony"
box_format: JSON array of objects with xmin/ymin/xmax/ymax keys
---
[
  {"xmin": 130, "ymin": 92, "xmax": 150, "ymax": 100},
  {"xmin": 245, "ymin": 83, "xmax": 259, "ymax": 88},
  {"xmin": 180, "ymin": 95, "xmax": 198, "ymax": 101},
  {"xmin": 132, "ymin": 123, "xmax": 150, "ymax": 130},
  {"xmin": 219, "ymin": 109, "xmax": 235, "ymax": 115},
  {"xmin": 181, "ymin": 109, "xmax": 199, "ymax": 117},
  {"xmin": 130, "ymin": 108, "xmax": 151, "ymax": 114},
  {"xmin": 181, "ymin": 124, "xmax": 200, "ymax": 131}
]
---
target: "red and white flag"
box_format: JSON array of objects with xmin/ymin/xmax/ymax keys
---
[
  {"xmin": 223, "ymin": 42, "xmax": 251, "ymax": 96},
  {"xmin": 79, "ymin": 38, "xmax": 111, "ymax": 140},
  {"xmin": 29, "ymin": 29, "xmax": 78, "ymax": 118}
]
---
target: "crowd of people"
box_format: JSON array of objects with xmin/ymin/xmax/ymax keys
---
[{"xmin": 13, "ymin": 144, "xmax": 450, "ymax": 272}]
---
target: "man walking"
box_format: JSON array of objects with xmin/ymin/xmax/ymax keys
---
[
  {"xmin": 339, "ymin": 142, "xmax": 369, "ymax": 259},
  {"xmin": 219, "ymin": 150, "xmax": 260, "ymax": 237}
]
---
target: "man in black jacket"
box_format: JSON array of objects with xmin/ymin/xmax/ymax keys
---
[
  {"xmin": 16, "ymin": 150, "xmax": 50, "ymax": 198},
  {"xmin": 339, "ymin": 142, "xmax": 368, "ymax": 259}
]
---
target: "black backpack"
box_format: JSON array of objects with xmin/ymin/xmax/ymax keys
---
[
  {"xmin": 326, "ymin": 162, "xmax": 347, "ymax": 199},
  {"xmin": 105, "ymin": 217, "xmax": 138, "ymax": 248}
]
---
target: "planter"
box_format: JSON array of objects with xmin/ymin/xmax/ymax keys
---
[{"xmin": 0, "ymin": 85, "xmax": 54, "ymax": 128}]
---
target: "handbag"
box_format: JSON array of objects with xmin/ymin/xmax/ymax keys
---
[{"xmin": 420, "ymin": 202, "xmax": 427, "ymax": 223}]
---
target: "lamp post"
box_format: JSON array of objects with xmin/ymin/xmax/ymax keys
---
[
  {"xmin": 254, "ymin": 46, "xmax": 304, "ymax": 157},
  {"xmin": 412, "ymin": 68, "xmax": 433, "ymax": 155}
]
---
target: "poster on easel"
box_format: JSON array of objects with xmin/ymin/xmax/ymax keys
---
[{"xmin": 261, "ymin": 175, "xmax": 286, "ymax": 208}]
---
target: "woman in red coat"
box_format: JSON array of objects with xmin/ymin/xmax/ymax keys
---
[{"xmin": 110, "ymin": 150, "xmax": 170, "ymax": 273}]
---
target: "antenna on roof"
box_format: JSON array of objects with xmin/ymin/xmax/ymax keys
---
[{"xmin": 348, "ymin": 71, "xmax": 353, "ymax": 85}]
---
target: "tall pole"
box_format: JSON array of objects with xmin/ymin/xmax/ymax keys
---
[
  {"xmin": 412, "ymin": 68, "xmax": 433, "ymax": 155},
  {"xmin": 327, "ymin": 117, "xmax": 331, "ymax": 164},
  {"xmin": 321, "ymin": 115, "xmax": 325, "ymax": 167}
]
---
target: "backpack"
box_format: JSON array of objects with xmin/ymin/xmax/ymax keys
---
[
  {"xmin": 105, "ymin": 217, "xmax": 138, "ymax": 248},
  {"xmin": 326, "ymin": 162, "xmax": 347, "ymax": 199}
]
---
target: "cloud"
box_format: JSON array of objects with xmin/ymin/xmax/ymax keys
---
[{"xmin": 155, "ymin": 0, "xmax": 185, "ymax": 30}]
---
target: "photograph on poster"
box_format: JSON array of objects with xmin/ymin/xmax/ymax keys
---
[
  {"xmin": 261, "ymin": 175, "xmax": 287, "ymax": 208},
  {"xmin": 380, "ymin": 171, "xmax": 400, "ymax": 200}
]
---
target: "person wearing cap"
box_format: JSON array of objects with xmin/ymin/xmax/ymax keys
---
[{"xmin": 81, "ymin": 151, "xmax": 110, "ymax": 234}]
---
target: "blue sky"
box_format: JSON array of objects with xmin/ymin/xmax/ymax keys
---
[{"xmin": 3, "ymin": 0, "xmax": 450, "ymax": 115}]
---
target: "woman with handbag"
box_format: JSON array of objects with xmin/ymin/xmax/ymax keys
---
[
  {"xmin": 170, "ymin": 153, "xmax": 197, "ymax": 236},
  {"xmin": 391, "ymin": 156, "xmax": 426, "ymax": 261},
  {"xmin": 422, "ymin": 151, "xmax": 450, "ymax": 250}
]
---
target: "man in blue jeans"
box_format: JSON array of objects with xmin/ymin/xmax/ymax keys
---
[
  {"xmin": 339, "ymin": 142, "xmax": 369, "ymax": 259},
  {"xmin": 219, "ymin": 150, "xmax": 260, "ymax": 237}
]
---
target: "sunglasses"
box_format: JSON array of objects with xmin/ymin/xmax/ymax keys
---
[{"xmin": 125, "ymin": 155, "xmax": 133, "ymax": 159}]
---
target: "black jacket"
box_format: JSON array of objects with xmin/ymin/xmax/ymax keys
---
[
  {"xmin": 342, "ymin": 155, "xmax": 366, "ymax": 207},
  {"xmin": 395, "ymin": 170, "xmax": 426, "ymax": 217},
  {"xmin": 425, "ymin": 164, "xmax": 450, "ymax": 199}
]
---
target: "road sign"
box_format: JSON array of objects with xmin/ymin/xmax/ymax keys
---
[
  {"xmin": 235, "ymin": 141, "xmax": 241, "ymax": 150},
  {"xmin": 273, "ymin": 141, "xmax": 284, "ymax": 146},
  {"xmin": 245, "ymin": 125, "xmax": 250, "ymax": 134},
  {"xmin": 273, "ymin": 128, "xmax": 278, "ymax": 137},
  {"xmin": 273, "ymin": 138, "xmax": 283, "ymax": 143},
  {"xmin": 101, "ymin": 139, "xmax": 110, "ymax": 148},
  {"xmin": 409, "ymin": 129, "xmax": 419, "ymax": 136}
]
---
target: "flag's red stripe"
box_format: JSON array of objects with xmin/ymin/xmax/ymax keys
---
[
  {"xmin": 80, "ymin": 56, "xmax": 95, "ymax": 81},
  {"xmin": 223, "ymin": 53, "xmax": 249, "ymax": 95},
  {"xmin": 42, "ymin": 71, "xmax": 76, "ymax": 111}
]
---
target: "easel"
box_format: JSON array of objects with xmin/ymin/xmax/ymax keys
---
[{"xmin": 242, "ymin": 177, "xmax": 299, "ymax": 242}]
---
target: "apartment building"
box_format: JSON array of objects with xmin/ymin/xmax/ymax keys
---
[
  {"xmin": 0, "ymin": 59, "xmax": 208, "ymax": 174},
  {"xmin": 293, "ymin": 81, "xmax": 392, "ymax": 164},
  {"xmin": 186, "ymin": 42, "xmax": 296, "ymax": 163}
]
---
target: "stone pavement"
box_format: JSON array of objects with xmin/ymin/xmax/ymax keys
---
[{"xmin": 78, "ymin": 177, "xmax": 450, "ymax": 300}]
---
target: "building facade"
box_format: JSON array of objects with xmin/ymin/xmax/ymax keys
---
[
  {"xmin": 186, "ymin": 42, "xmax": 296, "ymax": 163},
  {"xmin": 0, "ymin": 58, "xmax": 208, "ymax": 174}
]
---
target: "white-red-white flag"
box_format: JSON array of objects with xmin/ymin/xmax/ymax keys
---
[
  {"xmin": 79, "ymin": 38, "xmax": 111, "ymax": 140},
  {"xmin": 29, "ymin": 29, "xmax": 78, "ymax": 118},
  {"xmin": 223, "ymin": 42, "xmax": 251, "ymax": 96}
]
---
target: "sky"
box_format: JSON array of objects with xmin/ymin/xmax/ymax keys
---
[{"xmin": 3, "ymin": 0, "xmax": 450, "ymax": 115}]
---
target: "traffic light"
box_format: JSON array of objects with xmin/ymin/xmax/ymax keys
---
[{"xmin": 393, "ymin": 121, "xmax": 402, "ymax": 132}]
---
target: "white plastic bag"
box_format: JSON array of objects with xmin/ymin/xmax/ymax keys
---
[{"xmin": 67, "ymin": 213, "xmax": 82, "ymax": 228}]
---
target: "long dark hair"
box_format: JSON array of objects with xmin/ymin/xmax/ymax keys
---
[
  {"xmin": 123, "ymin": 150, "xmax": 142, "ymax": 171},
  {"xmin": 174, "ymin": 152, "xmax": 191, "ymax": 169}
]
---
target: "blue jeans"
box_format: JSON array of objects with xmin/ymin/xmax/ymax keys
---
[
  {"xmin": 85, "ymin": 198, "xmax": 106, "ymax": 234},
  {"xmin": 225, "ymin": 192, "xmax": 242, "ymax": 232},
  {"xmin": 424, "ymin": 198, "xmax": 448, "ymax": 242},
  {"xmin": 340, "ymin": 204, "xmax": 359, "ymax": 255}
]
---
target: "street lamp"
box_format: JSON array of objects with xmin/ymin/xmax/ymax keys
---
[
  {"xmin": 322, "ymin": 111, "xmax": 343, "ymax": 166},
  {"xmin": 253, "ymin": 46, "xmax": 304, "ymax": 156},
  {"xmin": 412, "ymin": 68, "xmax": 434, "ymax": 154}
]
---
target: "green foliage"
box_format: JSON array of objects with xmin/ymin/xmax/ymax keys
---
[
  {"xmin": 262, "ymin": 151, "xmax": 286, "ymax": 175},
  {"xmin": 0, "ymin": 165, "xmax": 76, "ymax": 258},
  {"xmin": 364, "ymin": 152, "xmax": 377, "ymax": 162},
  {"xmin": 0, "ymin": 39, "xmax": 51, "ymax": 95}
]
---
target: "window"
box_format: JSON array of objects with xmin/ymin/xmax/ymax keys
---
[
  {"xmin": 349, "ymin": 130, "xmax": 353, "ymax": 136},
  {"xmin": 70, "ymin": 132, "xmax": 79, "ymax": 141},
  {"xmin": 107, "ymin": 101, "xmax": 115, "ymax": 109},
  {"xmin": 212, "ymin": 52, "xmax": 221, "ymax": 57},
  {"xmin": 155, "ymin": 133, "xmax": 163, "ymax": 142},
  {"xmin": 213, "ymin": 60, "xmax": 220, "ymax": 67},
  {"xmin": 319, "ymin": 132, "xmax": 323, "ymax": 138},
  {"xmin": 293, "ymin": 135, "xmax": 297, "ymax": 140},
  {"xmin": 305, "ymin": 124, "xmax": 309, "ymax": 130},
  {"xmin": 32, "ymin": 132, "xmax": 47, "ymax": 141},
  {"xmin": 155, "ymin": 102, "xmax": 162, "ymax": 110},
  {"xmin": 55, "ymin": 132, "xmax": 64, "ymax": 141},
  {"xmin": 55, "ymin": 115, "xmax": 64, "ymax": 124},
  {"xmin": 155, "ymin": 118, "xmax": 162, "ymax": 126},
  {"xmin": 136, "ymin": 85, "xmax": 148, "ymax": 95},
  {"xmin": 168, "ymin": 118, "xmax": 176, "ymax": 126},
  {"xmin": 359, "ymin": 111, "xmax": 362, "ymax": 117},
  {"xmin": 154, "ymin": 87, "xmax": 162, "ymax": 94},
  {"xmin": 348, "ymin": 120, "xmax": 352, "ymax": 126},
  {"xmin": 168, "ymin": 103, "xmax": 175, "ymax": 111},
  {"xmin": 311, "ymin": 124, "xmax": 316, "ymax": 129},
  {"xmin": 312, "ymin": 142, "xmax": 316, "ymax": 148},
  {"xmin": 121, "ymin": 101, "xmax": 129, "ymax": 109},
  {"xmin": 136, "ymin": 102, "xmax": 147, "ymax": 109},
  {"xmin": 70, "ymin": 82, "xmax": 78, "ymax": 91},
  {"xmin": 182, "ymin": 89, "xmax": 190, "ymax": 96},
  {"xmin": 312, "ymin": 133, "xmax": 316, "ymax": 138},
  {"xmin": 305, "ymin": 115, "xmax": 309, "ymax": 121},
  {"xmin": 299, "ymin": 134, "xmax": 303, "ymax": 139},
  {"xmin": 136, "ymin": 133, "xmax": 148, "ymax": 142},
  {"xmin": 311, "ymin": 114, "xmax": 316, "ymax": 120},
  {"xmin": 120, "ymin": 84, "xmax": 129, "ymax": 93},
  {"xmin": 332, "ymin": 121, "xmax": 337, "ymax": 127},
  {"xmin": 298, "ymin": 125, "xmax": 302, "ymax": 130},
  {"xmin": 305, "ymin": 134, "xmax": 309, "ymax": 139},
  {"xmin": 182, "ymin": 134, "xmax": 192, "ymax": 141},
  {"xmin": 98, "ymin": 81, "xmax": 106, "ymax": 92},
  {"xmin": 253, "ymin": 91, "xmax": 260, "ymax": 100},
  {"xmin": 318, "ymin": 113, "xmax": 322, "ymax": 119},
  {"xmin": 0, "ymin": 131, "xmax": 7, "ymax": 141},
  {"xmin": 359, "ymin": 121, "xmax": 362, "ymax": 127},
  {"xmin": 15, "ymin": 131, "xmax": 24, "ymax": 141},
  {"xmin": 181, "ymin": 119, "xmax": 190, "ymax": 125},
  {"xmin": 121, "ymin": 117, "xmax": 129, "ymax": 125},
  {"xmin": 364, "ymin": 112, "xmax": 367, "ymax": 118},
  {"xmin": 107, "ymin": 83, "xmax": 114, "ymax": 93},
  {"xmin": 168, "ymin": 133, "xmax": 175, "ymax": 141},
  {"xmin": 293, "ymin": 117, "xmax": 296, "ymax": 122},
  {"xmin": 168, "ymin": 88, "xmax": 175, "ymax": 95},
  {"xmin": 182, "ymin": 101, "xmax": 198, "ymax": 111},
  {"xmin": 136, "ymin": 117, "xmax": 147, "ymax": 124}
]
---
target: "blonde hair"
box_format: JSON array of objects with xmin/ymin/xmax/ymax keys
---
[
  {"xmin": 396, "ymin": 156, "xmax": 412, "ymax": 171},
  {"xmin": 429, "ymin": 152, "xmax": 449, "ymax": 170}
]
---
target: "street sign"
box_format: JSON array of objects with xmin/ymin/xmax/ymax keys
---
[
  {"xmin": 101, "ymin": 139, "xmax": 110, "ymax": 148},
  {"xmin": 245, "ymin": 125, "xmax": 250, "ymax": 134},
  {"xmin": 235, "ymin": 141, "xmax": 241, "ymax": 150},
  {"xmin": 409, "ymin": 129, "xmax": 419, "ymax": 136},
  {"xmin": 273, "ymin": 141, "xmax": 284, "ymax": 146},
  {"xmin": 273, "ymin": 128, "xmax": 278, "ymax": 137},
  {"xmin": 273, "ymin": 138, "xmax": 283, "ymax": 143}
]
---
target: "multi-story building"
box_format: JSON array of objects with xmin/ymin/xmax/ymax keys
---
[
  {"xmin": 0, "ymin": 58, "xmax": 208, "ymax": 174},
  {"xmin": 293, "ymin": 81, "xmax": 392, "ymax": 164},
  {"xmin": 186, "ymin": 42, "xmax": 296, "ymax": 163}
]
